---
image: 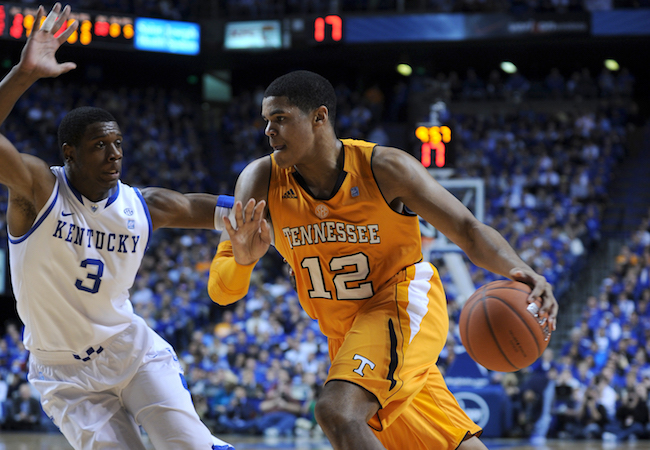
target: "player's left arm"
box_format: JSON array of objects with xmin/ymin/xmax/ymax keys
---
[
  {"xmin": 372, "ymin": 145, "xmax": 558, "ymax": 330},
  {"xmin": 140, "ymin": 187, "xmax": 232, "ymax": 231}
]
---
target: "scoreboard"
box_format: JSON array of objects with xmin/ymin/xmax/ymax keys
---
[
  {"xmin": 0, "ymin": 3, "xmax": 199, "ymax": 55},
  {"xmin": 0, "ymin": 4, "xmax": 134, "ymax": 49}
]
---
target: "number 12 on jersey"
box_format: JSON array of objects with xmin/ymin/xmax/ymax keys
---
[{"xmin": 301, "ymin": 253, "xmax": 374, "ymax": 300}]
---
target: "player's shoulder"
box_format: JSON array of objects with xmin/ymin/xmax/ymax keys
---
[
  {"xmin": 237, "ymin": 154, "xmax": 271, "ymax": 201},
  {"xmin": 244, "ymin": 154, "xmax": 272, "ymax": 175},
  {"xmin": 370, "ymin": 145, "xmax": 414, "ymax": 172},
  {"xmin": 22, "ymin": 154, "xmax": 57, "ymax": 185}
]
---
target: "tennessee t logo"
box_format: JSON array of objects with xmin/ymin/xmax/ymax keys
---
[{"xmin": 353, "ymin": 354, "xmax": 375, "ymax": 376}]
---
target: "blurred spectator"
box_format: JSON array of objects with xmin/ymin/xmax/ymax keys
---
[
  {"xmin": 4, "ymin": 383, "xmax": 41, "ymax": 431},
  {"xmin": 574, "ymin": 381, "xmax": 610, "ymax": 439},
  {"xmin": 602, "ymin": 384, "xmax": 649, "ymax": 442}
]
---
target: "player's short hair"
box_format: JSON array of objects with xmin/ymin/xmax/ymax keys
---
[
  {"xmin": 264, "ymin": 70, "xmax": 337, "ymax": 124},
  {"xmin": 58, "ymin": 107, "xmax": 116, "ymax": 149}
]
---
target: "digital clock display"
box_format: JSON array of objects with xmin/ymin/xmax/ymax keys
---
[
  {"xmin": 415, "ymin": 125, "xmax": 454, "ymax": 168},
  {"xmin": 1, "ymin": 3, "xmax": 134, "ymax": 49},
  {"xmin": 313, "ymin": 15, "xmax": 342, "ymax": 43},
  {"xmin": 0, "ymin": 3, "xmax": 200, "ymax": 54}
]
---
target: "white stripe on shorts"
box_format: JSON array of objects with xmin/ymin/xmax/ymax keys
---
[{"xmin": 406, "ymin": 262, "xmax": 435, "ymax": 344}]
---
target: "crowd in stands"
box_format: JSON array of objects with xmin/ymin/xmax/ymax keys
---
[
  {"xmin": 489, "ymin": 208, "xmax": 650, "ymax": 444},
  {"xmin": 0, "ymin": 63, "xmax": 644, "ymax": 443}
]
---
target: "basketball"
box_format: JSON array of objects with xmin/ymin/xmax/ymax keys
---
[{"xmin": 459, "ymin": 280, "xmax": 551, "ymax": 372}]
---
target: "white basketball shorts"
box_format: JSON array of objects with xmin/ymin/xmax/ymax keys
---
[{"xmin": 28, "ymin": 315, "xmax": 234, "ymax": 450}]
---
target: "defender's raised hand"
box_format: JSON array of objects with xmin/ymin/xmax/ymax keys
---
[{"xmin": 17, "ymin": 3, "xmax": 79, "ymax": 80}]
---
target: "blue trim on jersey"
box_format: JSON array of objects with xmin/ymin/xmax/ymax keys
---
[
  {"xmin": 105, "ymin": 182, "xmax": 120, "ymax": 209},
  {"xmin": 8, "ymin": 188, "xmax": 59, "ymax": 244},
  {"xmin": 63, "ymin": 171, "xmax": 84, "ymax": 204},
  {"xmin": 216, "ymin": 195, "xmax": 234, "ymax": 208},
  {"xmin": 134, "ymin": 187, "xmax": 152, "ymax": 251},
  {"xmin": 180, "ymin": 373, "xmax": 190, "ymax": 392}
]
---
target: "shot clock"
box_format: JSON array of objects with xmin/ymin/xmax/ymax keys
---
[
  {"xmin": 415, "ymin": 102, "xmax": 455, "ymax": 169},
  {"xmin": 313, "ymin": 15, "xmax": 343, "ymax": 43},
  {"xmin": 416, "ymin": 125, "xmax": 453, "ymax": 169}
]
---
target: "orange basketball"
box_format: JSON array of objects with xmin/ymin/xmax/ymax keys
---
[{"xmin": 458, "ymin": 280, "xmax": 551, "ymax": 372}]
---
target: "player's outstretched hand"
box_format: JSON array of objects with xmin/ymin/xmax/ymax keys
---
[
  {"xmin": 223, "ymin": 199, "xmax": 272, "ymax": 266},
  {"xmin": 509, "ymin": 267, "xmax": 558, "ymax": 332},
  {"xmin": 17, "ymin": 3, "xmax": 79, "ymax": 80}
]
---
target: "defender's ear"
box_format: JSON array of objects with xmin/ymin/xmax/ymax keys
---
[{"xmin": 62, "ymin": 143, "xmax": 74, "ymax": 163}]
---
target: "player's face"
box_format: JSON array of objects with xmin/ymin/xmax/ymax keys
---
[
  {"xmin": 65, "ymin": 121, "xmax": 123, "ymax": 200},
  {"xmin": 262, "ymin": 96, "xmax": 316, "ymax": 169}
]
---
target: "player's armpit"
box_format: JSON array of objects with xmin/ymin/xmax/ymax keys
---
[{"xmin": 208, "ymin": 240, "xmax": 258, "ymax": 305}]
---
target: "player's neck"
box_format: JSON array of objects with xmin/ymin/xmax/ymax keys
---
[
  {"xmin": 65, "ymin": 167, "xmax": 113, "ymax": 203},
  {"xmin": 294, "ymin": 138, "xmax": 343, "ymax": 199}
]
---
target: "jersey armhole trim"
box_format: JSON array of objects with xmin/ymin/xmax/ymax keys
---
[
  {"xmin": 8, "ymin": 182, "xmax": 59, "ymax": 244},
  {"xmin": 134, "ymin": 187, "xmax": 153, "ymax": 251},
  {"xmin": 369, "ymin": 146, "xmax": 412, "ymax": 217}
]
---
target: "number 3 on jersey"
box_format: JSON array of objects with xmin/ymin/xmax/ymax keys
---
[
  {"xmin": 75, "ymin": 258, "xmax": 104, "ymax": 294},
  {"xmin": 301, "ymin": 253, "xmax": 374, "ymax": 300}
]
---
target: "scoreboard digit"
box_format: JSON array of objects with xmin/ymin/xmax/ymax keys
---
[
  {"xmin": 313, "ymin": 15, "xmax": 343, "ymax": 43},
  {"xmin": 415, "ymin": 125, "xmax": 454, "ymax": 169}
]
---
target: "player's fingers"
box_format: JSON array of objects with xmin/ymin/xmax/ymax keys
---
[
  {"xmin": 233, "ymin": 201, "xmax": 244, "ymax": 227},
  {"xmin": 540, "ymin": 290, "xmax": 558, "ymax": 331},
  {"xmin": 260, "ymin": 218, "xmax": 271, "ymax": 237},
  {"xmin": 40, "ymin": 3, "xmax": 61, "ymax": 33},
  {"xmin": 548, "ymin": 304, "xmax": 558, "ymax": 331},
  {"xmin": 50, "ymin": 4, "xmax": 71, "ymax": 35},
  {"xmin": 509, "ymin": 268, "xmax": 540, "ymax": 302},
  {"xmin": 528, "ymin": 281, "xmax": 547, "ymax": 303},
  {"xmin": 252, "ymin": 200, "xmax": 266, "ymax": 223},
  {"xmin": 542, "ymin": 299, "xmax": 558, "ymax": 332},
  {"xmin": 33, "ymin": 6, "xmax": 45, "ymax": 37},
  {"xmin": 537, "ymin": 284, "xmax": 554, "ymax": 311},
  {"xmin": 242, "ymin": 198, "xmax": 257, "ymax": 224},
  {"xmin": 57, "ymin": 18, "xmax": 79, "ymax": 44},
  {"xmin": 223, "ymin": 216, "xmax": 239, "ymax": 236},
  {"xmin": 56, "ymin": 62, "xmax": 77, "ymax": 74}
]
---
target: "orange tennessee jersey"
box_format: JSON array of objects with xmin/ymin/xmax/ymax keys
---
[{"xmin": 268, "ymin": 139, "xmax": 423, "ymax": 339}]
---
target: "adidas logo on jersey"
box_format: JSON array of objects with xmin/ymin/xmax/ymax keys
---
[{"xmin": 283, "ymin": 189, "xmax": 298, "ymax": 199}]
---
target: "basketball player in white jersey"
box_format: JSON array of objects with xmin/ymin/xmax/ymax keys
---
[{"xmin": 0, "ymin": 4, "xmax": 235, "ymax": 449}]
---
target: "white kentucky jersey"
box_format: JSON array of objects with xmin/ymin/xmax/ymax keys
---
[{"xmin": 9, "ymin": 166, "xmax": 151, "ymax": 354}]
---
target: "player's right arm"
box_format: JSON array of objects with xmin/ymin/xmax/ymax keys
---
[
  {"xmin": 207, "ymin": 156, "xmax": 272, "ymax": 305},
  {"xmin": 0, "ymin": 4, "xmax": 78, "ymax": 236}
]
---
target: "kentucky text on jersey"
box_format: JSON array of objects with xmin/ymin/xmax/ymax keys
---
[
  {"xmin": 282, "ymin": 221, "xmax": 380, "ymax": 249},
  {"xmin": 53, "ymin": 220, "xmax": 141, "ymax": 253}
]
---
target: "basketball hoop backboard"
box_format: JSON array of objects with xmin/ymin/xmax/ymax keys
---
[
  {"xmin": 419, "ymin": 176, "xmax": 486, "ymax": 305},
  {"xmin": 420, "ymin": 176, "xmax": 485, "ymax": 254}
]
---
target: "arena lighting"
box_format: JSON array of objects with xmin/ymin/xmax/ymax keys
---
[
  {"xmin": 396, "ymin": 63, "xmax": 412, "ymax": 76},
  {"xmin": 604, "ymin": 59, "xmax": 620, "ymax": 71},
  {"xmin": 500, "ymin": 61, "xmax": 517, "ymax": 74}
]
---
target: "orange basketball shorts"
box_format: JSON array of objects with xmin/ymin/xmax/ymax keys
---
[{"xmin": 326, "ymin": 261, "xmax": 482, "ymax": 449}]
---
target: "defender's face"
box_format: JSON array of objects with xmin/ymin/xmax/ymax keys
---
[
  {"xmin": 262, "ymin": 96, "xmax": 316, "ymax": 169},
  {"xmin": 66, "ymin": 121, "xmax": 123, "ymax": 198}
]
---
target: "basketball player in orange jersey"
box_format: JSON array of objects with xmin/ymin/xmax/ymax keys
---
[{"xmin": 208, "ymin": 70, "xmax": 559, "ymax": 450}]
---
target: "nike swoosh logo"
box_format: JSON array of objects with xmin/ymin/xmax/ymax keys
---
[{"xmin": 62, "ymin": 212, "xmax": 74, "ymax": 216}]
